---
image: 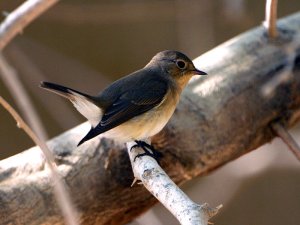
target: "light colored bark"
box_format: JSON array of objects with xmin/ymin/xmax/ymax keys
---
[
  {"xmin": 0, "ymin": 12, "xmax": 300, "ymax": 225},
  {"xmin": 0, "ymin": 97, "xmax": 79, "ymax": 225},
  {"xmin": 127, "ymin": 141, "xmax": 220, "ymax": 225},
  {"xmin": 0, "ymin": 1, "xmax": 80, "ymax": 224},
  {"xmin": 0, "ymin": 54, "xmax": 48, "ymax": 140},
  {"xmin": 264, "ymin": 0, "xmax": 278, "ymax": 38},
  {"xmin": 0, "ymin": 0, "xmax": 59, "ymax": 50}
]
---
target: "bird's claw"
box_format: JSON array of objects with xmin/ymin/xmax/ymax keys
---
[{"xmin": 131, "ymin": 140, "xmax": 163, "ymax": 163}]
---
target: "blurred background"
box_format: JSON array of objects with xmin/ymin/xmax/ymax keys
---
[{"xmin": 0, "ymin": 0, "xmax": 299, "ymax": 225}]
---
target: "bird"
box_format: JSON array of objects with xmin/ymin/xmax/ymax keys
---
[{"xmin": 40, "ymin": 50, "xmax": 206, "ymax": 158}]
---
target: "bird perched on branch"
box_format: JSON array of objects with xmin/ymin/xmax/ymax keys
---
[{"xmin": 41, "ymin": 50, "xmax": 206, "ymax": 158}]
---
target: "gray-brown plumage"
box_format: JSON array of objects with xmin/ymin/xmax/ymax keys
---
[{"xmin": 40, "ymin": 50, "xmax": 206, "ymax": 146}]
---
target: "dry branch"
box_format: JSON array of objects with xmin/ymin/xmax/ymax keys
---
[
  {"xmin": 0, "ymin": 0, "xmax": 59, "ymax": 50},
  {"xmin": 0, "ymin": 12, "xmax": 300, "ymax": 224},
  {"xmin": 0, "ymin": 97, "xmax": 79, "ymax": 225},
  {"xmin": 264, "ymin": 0, "xmax": 278, "ymax": 38},
  {"xmin": 272, "ymin": 123, "xmax": 300, "ymax": 160},
  {"xmin": 0, "ymin": 53, "xmax": 48, "ymax": 139},
  {"xmin": 127, "ymin": 141, "xmax": 221, "ymax": 225}
]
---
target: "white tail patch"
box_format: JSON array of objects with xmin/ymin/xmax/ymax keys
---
[{"xmin": 69, "ymin": 91, "xmax": 102, "ymax": 127}]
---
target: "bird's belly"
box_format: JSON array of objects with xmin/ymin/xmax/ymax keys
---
[{"xmin": 103, "ymin": 97, "xmax": 178, "ymax": 143}]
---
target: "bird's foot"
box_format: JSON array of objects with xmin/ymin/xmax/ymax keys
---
[{"xmin": 130, "ymin": 140, "xmax": 163, "ymax": 163}]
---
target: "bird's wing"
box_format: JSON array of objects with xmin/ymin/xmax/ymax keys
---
[{"xmin": 78, "ymin": 79, "xmax": 168, "ymax": 146}]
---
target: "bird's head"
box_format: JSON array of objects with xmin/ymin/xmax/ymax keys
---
[{"xmin": 148, "ymin": 50, "xmax": 207, "ymax": 88}]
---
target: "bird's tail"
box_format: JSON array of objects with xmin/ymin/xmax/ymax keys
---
[
  {"xmin": 40, "ymin": 81, "xmax": 92, "ymax": 100},
  {"xmin": 40, "ymin": 81, "xmax": 103, "ymax": 127}
]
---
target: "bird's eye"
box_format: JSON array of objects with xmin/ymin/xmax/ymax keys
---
[{"xmin": 176, "ymin": 60, "xmax": 187, "ymax": 69}]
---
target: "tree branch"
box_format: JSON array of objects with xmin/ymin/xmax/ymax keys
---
[
  {"xmin": 264, "ymin": 0, "xmax": 278, "ymax": 38},
  {"xmin": 0, "ymin": 53, "xmax": 48, "ymax": 139},
  {"xmin": 127, "ymin": 141, "xmax": 221, "ymax": 224},
  {"xmin": 0, "ymin": 0, "xmax": 59, "ymax": 51},
  {"xmin": 271, "ymin": 123, "xmax": 300, "ymax": 160},
  {"xmin": 0, "ymin": 12, "xmax": 300, "ymax": 225},
  {"xmin": 0, "ymin": 97, "xmax": 79, "ymax": 225}
]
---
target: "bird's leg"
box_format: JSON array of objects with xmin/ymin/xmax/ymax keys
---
[{"xmin": 131, "ymin": 140, "xmax": 163, "ymax": 162}]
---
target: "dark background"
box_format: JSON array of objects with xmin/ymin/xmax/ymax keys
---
[{"xmin": 0, "ymin": 1, "xmax": 300, "ymax": 225}]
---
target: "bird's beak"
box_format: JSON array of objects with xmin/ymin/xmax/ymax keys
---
[{"xmin": 193, "ymin": 68, "xmax": 207, "ymax": 75}]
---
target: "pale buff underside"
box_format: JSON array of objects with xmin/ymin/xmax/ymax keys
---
[
  {"xmin": 101, "ymin": 75, "xmax": 193, "ymax": 143},
  {"xmin": 102, "ymin": 89, "xmax": 180, "ymax": 143}
]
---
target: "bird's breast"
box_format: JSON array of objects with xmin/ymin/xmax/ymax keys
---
[{"xmin": 103, "ymin": 88, "xmax": 180, "ymax": 142}]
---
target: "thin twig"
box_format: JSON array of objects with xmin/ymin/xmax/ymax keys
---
[
  {"xmin": 272, "ymin": 123, "xmax": 300, "ymax": 161},
  {"xmin": 264, "ymin": 0, "xmax": 278, "ymax": 38},
  {"xmin": 126, "ymin": 141, "xmax": 221, "ymax": 225},
  {"xmin": 0, "ymin": 0, "xmax": 59, "ymax": 50},
  {"xmin": 0, "ymin": 53, "xmax": 48, "ymax": 140},
  {"xmin": 4, "ymin": 45, "xmax": 81, "ymax": 129},
  {"xmin": 0, "ymin": 96, "xmax": 79, "ymax": 225}
]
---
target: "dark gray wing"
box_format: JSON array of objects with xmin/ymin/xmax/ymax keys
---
[{"xmin": 78, "ymin": 79, "xmax": 168, "ymax": 146}]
